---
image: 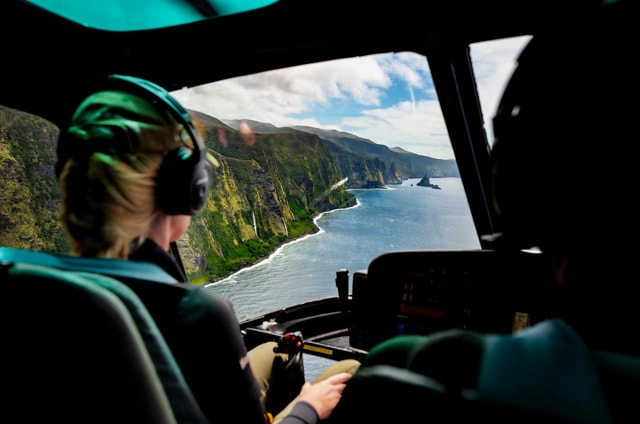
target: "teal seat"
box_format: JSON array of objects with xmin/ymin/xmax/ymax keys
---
[
  {"xmin": 1, "ymin": 262, "xmax": 176, "ymax": 423},
  {"xmin": 0, "ymin": 246, "xmax": 177, "ymax": 283},
  {"xmin": 328, "ymin": 319, "xmax": 640, "ymax": 423},
  {"xmin": 0, "ymin": 248, "xmax": 208, "ymax": 424},
  {"xmin": 74, "ymin": 271, "xmax": 208, "ymax": 424}
]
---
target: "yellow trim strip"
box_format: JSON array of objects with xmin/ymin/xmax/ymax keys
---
[{"xmin": 303, "ymin": 344, "xmax": 333, "ymax": 356}]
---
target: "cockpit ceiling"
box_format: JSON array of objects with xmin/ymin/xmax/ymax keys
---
[{"xmin": 22, "ymin": 0, "xmax": 279, "ymax": 30}]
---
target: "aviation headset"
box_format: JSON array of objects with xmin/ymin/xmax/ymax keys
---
[{"xmin": 56, "ymin": 74, "xmax": 212, "ymax": 216}]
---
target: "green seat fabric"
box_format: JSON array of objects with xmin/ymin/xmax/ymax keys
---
[
  {"xmin": 478, "ymin": 319, "xmax": 612, "ymax": 423},
  {"xmin": 77, "ymin": 272, "xmax": 208, "ymax": 424},
  {"xmin": 0, "ymin": 247, "xmax": 177, "ymax": 283},
  {"xmin": 1, "ymin": 262, "xmax": 176, "ymax": 424},
  {"xmin": 0, "ymin": 248, "xmax": 208, "ymax": 424},
  {"xmin": 326, "ymin": 364, "xmax": 454, "ymax": 423},
  {"xmin": 331, "ymin": 319, "xmax": 640, "ymax": 423}
]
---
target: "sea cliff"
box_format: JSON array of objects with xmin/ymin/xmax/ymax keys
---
[{"xmin": 0, "ymin": 105, "xmax": 458, "ymax": 282}]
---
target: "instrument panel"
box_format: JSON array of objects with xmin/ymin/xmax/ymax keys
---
[{"xmin": 349, "ymin": 250, "xmax": 556, "ymax": 351}]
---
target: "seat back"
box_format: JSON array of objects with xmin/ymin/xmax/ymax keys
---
[
  {"xmin": 0, "ymin": 246, "xmax": 178, "ymax": 283},
  {"xmin": 0, "ymin": 247, "xmax": 208, "ymax": 424},
  {"xmin": 76, "ymin": 271, "xmax": 209, "ymax": 424},
  {"xmin": 330, "ymin": 319, "xmax": 640, "ymax": 424},
  {"xmin": 327, "ymin": 363, "xmax": 574, "ymax": 424},
  {"xmin": 477, "ymin": 319, "xmax": 612, "ymax": 423},
  {"xmin": 1, "ymin": 262, "xmax": 176, "ymax": 424},
  {"xmin": 326, "ymin": 364, "xmax": 457, "ymax": 423}
]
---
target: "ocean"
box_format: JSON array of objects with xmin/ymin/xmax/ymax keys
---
[{"xmin": 205, "ymin": 177, "xmax": 480, "ymax": 378}]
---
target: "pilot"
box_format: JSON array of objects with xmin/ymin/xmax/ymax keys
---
[
  {"xmin": 330, "ymin": 2, "xmax": 638, "ymax": 421},
  {"xmin": 488, "ymin": 9, "xmax": 638, "ymax": 356},
  {"xmin": 56, "ymin": 75, "xmax": 359, "ymax": 424}
]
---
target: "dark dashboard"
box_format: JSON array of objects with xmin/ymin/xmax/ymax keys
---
[{"xmin": 349, "ymin": 250, "xmax": 557, "ymax": 351}]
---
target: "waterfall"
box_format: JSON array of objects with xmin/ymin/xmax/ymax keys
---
[
  {"xmin": 279, "ymin": 180, "xmax": 296, "ymax": 221},
  {"xmin": 320, "ymin": 177, "xmax": 350, "ymax": 199},
  {"xmin": 330, "ymin": 177, "xmax": 349, "ymax": 191},
  {"xmin": 252, "ymin": 211, "xmax": 258, "ymax": 237}
]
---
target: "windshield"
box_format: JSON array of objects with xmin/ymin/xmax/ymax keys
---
[
  {"xmin": 168, "ymin": 42, "xmax": 529, "ymax": 320},
  {"xmin": 0, "ymin": 38, "xmax": 530, "ymax": 322}
]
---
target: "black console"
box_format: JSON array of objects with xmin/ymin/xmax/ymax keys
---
[{"xmin": 349, "ymin": 250, "xmax": 556, "ymax": 351}]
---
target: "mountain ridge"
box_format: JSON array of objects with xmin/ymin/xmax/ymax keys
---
[{"xmin": 225, "ymin": 119, "xmax": 459, "ymax": 184}]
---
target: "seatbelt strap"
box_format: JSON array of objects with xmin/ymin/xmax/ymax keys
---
[{"xmin": 169, "ymin": 241, "xmax": 189, "ymax": 281}]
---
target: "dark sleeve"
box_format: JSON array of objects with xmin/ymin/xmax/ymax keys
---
[
  {"xmin": 278, "ymin": 402, "xmax": 319, "ymax": 424},
  {"xmin": 173, "ymin": 287, "xmax": 267, "ymax": 424}
]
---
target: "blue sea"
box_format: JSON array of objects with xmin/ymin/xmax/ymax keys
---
[{"xmin": 205, "ymin": 177, "xmax": 480, "ymax": 378}]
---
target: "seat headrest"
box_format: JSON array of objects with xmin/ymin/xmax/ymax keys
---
[
  {"xmin": 489, "ymin": 1, "xmax": 639, "ymax": 253},
  {"xmin": 0, "ymin": 247, "xmax": 178, "ymax": 283}
]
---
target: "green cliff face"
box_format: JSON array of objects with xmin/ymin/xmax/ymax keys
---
[
  {"xmin": 183, "ymin": 112, "xmax": 357, "ymax": 282},
  {"xmin": 0, "ymin": 106, "xmax": 456, "ymax": 283},
  {"xmin": 291, "ymin": 125, "xmax": 460, "ymax": 185},
  {"xmin": 0, "ymin": 106, "xmax": 69, "ymax": 253}
]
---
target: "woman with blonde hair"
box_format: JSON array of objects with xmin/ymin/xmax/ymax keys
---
[{"xmin": 56, "ymin": 74, "xmax": 358, "ymax": 424}]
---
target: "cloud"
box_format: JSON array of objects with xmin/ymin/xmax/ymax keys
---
[
  {"xmin": 470, "ymin": 35, "xmax": 533, "ymax": 144},
  {"xmin": 172, "ymin": 37, "xmax": 531, "ymax": 159}
]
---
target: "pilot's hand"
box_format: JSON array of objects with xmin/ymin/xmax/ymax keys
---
[{"xmin": 296, "ymin": 372, "xmax": 352, "ymax": 420}]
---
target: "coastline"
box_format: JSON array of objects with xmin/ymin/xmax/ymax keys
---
[
  {"xmin": 205, "ymin": 198, "xmax": 362, "ymax": 287},
  {"xmin": 202, "ymin": 177, "xmax": 450, "ymax": 286}
]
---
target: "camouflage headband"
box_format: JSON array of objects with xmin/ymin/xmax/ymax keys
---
[{"xmin": 64, "ymin": 90, "xmax": 186, "ymax": 154}]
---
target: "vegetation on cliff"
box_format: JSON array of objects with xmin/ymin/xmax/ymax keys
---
[
  {"xmin": 0, "ymin": 106, "xmax": 69, "ymax": 253},
  {"xmin": 1, "ymin": 106, "xmax": 458, "ymax": 283}
]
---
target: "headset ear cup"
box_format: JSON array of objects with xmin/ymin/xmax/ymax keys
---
[
  {"xmin": 156, "ymin": 147, "xmax": 210, "ymax": 215},
  {"xmin": 190, "ymin": 159, "xmax": 211, "ymax": 214}
]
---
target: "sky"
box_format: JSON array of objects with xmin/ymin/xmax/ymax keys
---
[{"xmin": 172, "ymin": 35, "xmax": 532, "ymax": 160}]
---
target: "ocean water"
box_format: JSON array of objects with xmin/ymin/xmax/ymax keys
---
[{"xmin": 205, "ymin": 177, "xmax": 480, "ymax": 378}]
